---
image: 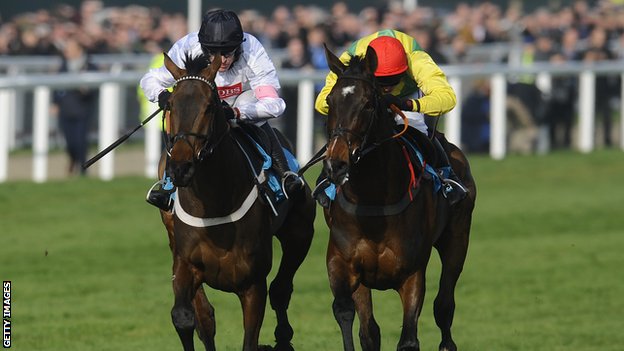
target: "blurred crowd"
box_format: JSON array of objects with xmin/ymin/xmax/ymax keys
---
[
  {"xmin": 3, "ymin": 0, "xmax": 624, "ymax": 64},
  {"xmin": 2, "ymin": 0, "xmax": 623, "ymax": 153}
]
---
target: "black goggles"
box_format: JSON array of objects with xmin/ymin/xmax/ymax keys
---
[
  {"xmin": 376, "ymin": 74, "xmax": 403, "ymax": 87},
  {"xmin": 205, "ymin": 47, "xmax": 237, "ymax": 58}
]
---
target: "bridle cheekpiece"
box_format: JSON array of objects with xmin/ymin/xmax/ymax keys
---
[{"xmin": 165, "ymin": 74, "xmax": 226, "ymax": 162}]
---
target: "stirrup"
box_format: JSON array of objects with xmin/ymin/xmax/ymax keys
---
[
  {"xmin": 145, "ymin": 180, "xmax": 175, "ymax": 211},
  {"xmin": 281, "ymin": 171, "xmax": 304, "ymax": 199},
  {"xmin": 312, "ymin": 178, "xmax": 331, "ymax": 209},
  {"xmin": 443, "ymin": 178, "xmax": 468, "ymax": 193},
  {"xmin": 441, "ymin": 178, "xmax": 468, "ymax": 205}
]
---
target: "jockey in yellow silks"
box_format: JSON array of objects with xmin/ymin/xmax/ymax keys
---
[
  {"xmin": 313, "ymin": 29, "xmax": 467, "ymax": 207},
  {"xmin": 315, "ymin": 29, "xmax": 456, "ymax": 135}
]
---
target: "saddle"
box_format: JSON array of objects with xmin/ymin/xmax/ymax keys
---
[
  {"xmin": 229, "ymin": 123, "xmax": 298, "ymax": 209},
  {"xmin": 402, "ymin": 127, "xmax": 439, "ymax": 169},
  {"xmin": 397, "ymin": 127, "xmax": 449, "ymax": 193}
]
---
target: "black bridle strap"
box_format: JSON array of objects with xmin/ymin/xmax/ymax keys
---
[
  {"xmin": 328, "ymin": 74, "xmax": 390, "ymax": 159},
  {"xmin": 166, "ymin": 75, "xmax": 228, "ymax": 161}
]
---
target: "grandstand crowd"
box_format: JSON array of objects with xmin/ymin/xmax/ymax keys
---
[
  {"xmin": 2, "ymin": 0, "xmax": 624, "ymax": 65},
  {"xmin": 1, "ymin": 0, "xmax": 622, "ymax": 152}
]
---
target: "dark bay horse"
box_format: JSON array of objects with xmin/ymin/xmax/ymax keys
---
[
  {"xmin": 157, "ymin": 52, "xmax": 315, "ymax": 351},
  {"xmin": 320, "ymin": 45, "xmax": 476, "ymax": 351}
]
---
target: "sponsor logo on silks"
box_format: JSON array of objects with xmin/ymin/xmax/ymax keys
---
[{"xmin": 218, "ymin": 83, "xmax": 243, "ymax": 99}]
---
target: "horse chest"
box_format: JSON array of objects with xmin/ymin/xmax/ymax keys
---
[
  {"xmin": 352, "ymin": 240, "xmax": 405, "ymax": 286},
  {"xmin": 189, "ymin": 239, "xmax": 272, "ymax": 291}
]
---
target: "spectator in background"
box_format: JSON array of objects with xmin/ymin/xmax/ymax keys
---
[
  {"xmin": 282, "ymin": 37, "xmax": 313, "ymax": 71},
  {"xmin": 580, "ymin": 26, "xmax": 618, "ymax": 147},
  {"xmin": 328, "ymin": 1, "xmax": 357, "ymax": 48},
  {"xmin": 545, "ymin": 53, "xmax": 576, "ymax": 149},
  {"xmin": 447, "ymin": 35, "xmax": 470, "ymax": 64},
  {"xmin": 539, "ymin": 27, "xmax": 580, "ymax": 150},
  {"xmin": 265, "ymin": 6, "xmax": 292, "ymax": 49},
  {"xmin": 533, "ymin": 32, "xmax": 556, "ymax": 61},
  {"xmin": 280, "ymin": 36, "xmax": 314, "ymax": 144},
  {"xmin": 559, "ymin": 27, "xmax": 580, "ymax": 61},
  {"xmin": 411, "ymin": 26, "xmax": 449, "ymax": 64},
  {"xmin": 52, "ymin": 38, "xmax": 98, "ymax": 176},
  {"xmin": 306, "ymin": 25, "xmax": 330, "ymax": 71},
  {"xmin": 461, "ymin": 79, "xmax": 491, "ymax": 153}
]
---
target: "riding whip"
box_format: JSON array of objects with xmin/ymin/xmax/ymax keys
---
[{"xmin": 82, "ymin": 107, "xmax": 163, "ymax": 169}]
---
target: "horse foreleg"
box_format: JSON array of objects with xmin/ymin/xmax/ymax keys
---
[
  {"xmin": 396, "ymin": 271, "xmax": 426, "ymax": 351},
  {"xmin": 328, "ymin": 247, "xmax": 357, "ymax": 351},
  {"xmin": 352, "ymin": 284, "xmax": 380, "ymax": 351},
  {"xmin": 192, "ymin": 286, "xmax": 216, "ymax": 351},
  {"xmin": 239, "ymin": 281, "xmax": 268, "ymax": 351},
  {"xmin": 270, "ymin": 211, "xmax": 314, "ymax": 351},
  {"xmin": 433, "ymin": 224, "xmax": 470, "ymax": 351},
  {"xmin": 172, "ymin": 256, "xmax": 200, "ymax": 351}
]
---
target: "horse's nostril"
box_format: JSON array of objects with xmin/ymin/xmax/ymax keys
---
[
  {"xmin": 169, "ymin": 161, "xmax": 194, "ymax": 187},
  {"xmin": 326, "ymin": 159, "xmax": 349, "ymax": 185}
]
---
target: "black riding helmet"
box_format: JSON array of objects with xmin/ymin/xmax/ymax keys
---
[{"xmin": 198, "ymin": 9, "xmax": 244, "ymax": 61}]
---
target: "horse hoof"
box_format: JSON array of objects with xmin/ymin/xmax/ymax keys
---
[
  {"xmin": 274, "ymin": 342, "xmax": 294, "ymax": 351},
  {"xmin": 258, "ymin": 345, "xmax": 274, "ymax": 351},
  {"xmin": 439, "ymin": 340, "xmax": 457, "ymax": 351}
]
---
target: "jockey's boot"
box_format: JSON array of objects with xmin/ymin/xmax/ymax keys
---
[
  {"xmin": 146, "ymin": 175, "xmax": 175, "ymax": 211},
  {"xmin": 262, "ymin": 123, "xmax": 304, "ymax": 198},
  {"xmin": 311, "ymin": 172, "xmax": 331, "ymax": 209},
  {"xmin": 433, "ymin": 137, "xmax": 468, "ymax": 206}
]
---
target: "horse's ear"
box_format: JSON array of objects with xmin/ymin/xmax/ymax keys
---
[
  {"xmin": 202, "ymin": 52, "xmax": 221, "ymax": 81},
  {"xmin": 164, "ymin": 52, "xmax": 185, "ymax": 80},
  {"xmin": 324, "ymin": 43, "xmax": 346, "ymax": 76},
  {"xmin": 364, "ymin": 45, "xmax": 378, "ymax": 76}
]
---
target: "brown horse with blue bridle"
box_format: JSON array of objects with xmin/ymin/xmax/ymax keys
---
[
  {"xmin": 319, "ymin": 45, "xmax": 476, "ymax": 351},
  {"xmin": 156, "ymin": 52, "xmax": 315, "ymax": 351}
]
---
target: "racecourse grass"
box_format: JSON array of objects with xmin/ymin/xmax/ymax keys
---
[{"xmin": 2, "ymin": 149, "xmax": 624, "ymax": 350}]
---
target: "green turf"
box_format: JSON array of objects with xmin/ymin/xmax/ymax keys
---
[{"xmin": 1, "ymin": 150, "xmax": 624, "ymax": 350}]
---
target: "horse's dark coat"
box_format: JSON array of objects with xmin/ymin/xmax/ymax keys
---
[
  {"xmin": 321, "ymin": 44, "xmax": 476, "ymax": 351},
  {"xmin": 157, "ymin": 52, "xmax": 316, "ymax": 351}
]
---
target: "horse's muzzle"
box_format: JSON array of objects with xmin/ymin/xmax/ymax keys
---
[
  {"xmin": 168, "ymin": 160, "xmax": 195, "ymax": 187},
  {"xmin": 324, "ymin": 159, "xmax": 349, "ymax": 185}
]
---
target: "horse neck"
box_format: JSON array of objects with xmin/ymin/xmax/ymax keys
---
[
  {"xmin": 346, "ymin": 140, "xmax": 412, "ymax": 200},
  {"xmin": 183, "ymin": 134, "xmax": 252, "ymax": 208}
]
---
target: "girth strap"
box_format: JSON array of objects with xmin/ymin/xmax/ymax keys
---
[{"xmin": 335, "ymin": 188, "xmax": 417, "ymax": 217}]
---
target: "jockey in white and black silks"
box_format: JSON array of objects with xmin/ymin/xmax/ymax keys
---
[{"xmin": 140, "ymin": 9, "xmax": 303, "ymax": 211}]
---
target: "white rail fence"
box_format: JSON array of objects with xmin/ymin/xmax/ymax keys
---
[{"xmin": 1, "ymin": 61, "xmax": 623, "ymax": 183}]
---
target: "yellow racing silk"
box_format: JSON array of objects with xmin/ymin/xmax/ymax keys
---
[{"xmin": 315, "ymin": 29, "xmax": 456, "ymax": 117}]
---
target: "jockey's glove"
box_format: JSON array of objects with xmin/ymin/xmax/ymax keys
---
[
  {"xmin": 382, "ymin": 94, "xmax": 420, "ymax": 112},
  {"xmin": 221, "ymin": 100, "xmax": 240, "ymax": 120},
  {"xmin": 158, "ymin": 90, "xmax": 172, "ymax": 110}
]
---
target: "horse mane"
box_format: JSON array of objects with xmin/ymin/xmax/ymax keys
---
[
  {"xmin": 340, "ymin": 54, "xmax": 397, "ymax": 133},
  {"xmin": 182, "ymin": 53, "xmax": 209, "ymax": 76},
  {"xmin": 344, "ymin": 55, "xmax": 370, "ymax": 77}
]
